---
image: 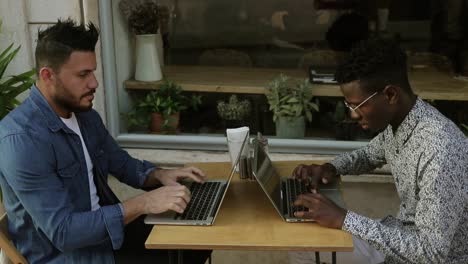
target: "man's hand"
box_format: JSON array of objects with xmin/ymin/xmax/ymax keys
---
[
  {"xmin": 122, "ymin": 185, "xmax": 191, "ymax": 224},
  {"xmin": 142, "ymin": 185, "xmax": 191, "ymax": 214},
  {"xmin": 145, "ymin": 166, "xmax": 207, "ymax": 187},
  {"xmin": 292, "ymin": 163, "xmax": 337, "ymax": 192},
  {"xmin": 294, "ymin": 193, "xmax": 347, "ymax": 229}
]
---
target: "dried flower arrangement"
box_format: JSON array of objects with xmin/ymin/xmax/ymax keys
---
[{"xmin": 119, "ymin": 0, "xmax": 160, "ymax": 35}]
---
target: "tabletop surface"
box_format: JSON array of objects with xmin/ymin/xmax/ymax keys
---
[
  {"xmin": 145, "ymin": 160, "xmax": 353, "ymax": 251},
  {"xmin": 125, "ymin": 65, "xmax": 468, "ymax": 101}
]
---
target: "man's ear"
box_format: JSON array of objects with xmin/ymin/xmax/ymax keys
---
[
  {"xmin": 38, "ymin": 67, "xmax": 55, "ymax": 84},
  {"xmin": 383, "ymin": 85, "xmax": 399, "ymax": 105}
]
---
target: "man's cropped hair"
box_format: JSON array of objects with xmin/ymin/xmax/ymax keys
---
[
  {"xmin": 35, "ymin": 18, "xmax": 99, "ymax": 74},
  {"xmin": 335, "ymin": 37, "xmax": 412, "ymax": 94}
]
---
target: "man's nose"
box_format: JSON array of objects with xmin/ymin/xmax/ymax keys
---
[
  {"xmin": 349, "ymin": 110, "xmax": 361, "ymax": 120},
  {"xmin": 89, "ymin": 73, "xmax": 99, "ymax": 89}
]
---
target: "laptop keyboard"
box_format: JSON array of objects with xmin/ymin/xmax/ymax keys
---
[
  {"xmin": 286, "ymin": 178, "xmax": 310, "ymax": 217},
  {"xmin": 177, "ymin": 182, "xmax": 221, "ymax": 221}
]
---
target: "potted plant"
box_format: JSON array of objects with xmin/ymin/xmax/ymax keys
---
[
  {"xmin": 119, "ymin": 0, "xmax": 163, "ymax": 81},
  {"xmin": 216, "ymin": 95, "xmax": 251, "ymax": 128},
  {"xmin": 265, "ymin": 74, "xmax": 319, "ymax": 138},
  {"xmin": 126, "ymin": 80, "xmax": 201, "ymax": 134},
  {"xmin": 0, "ymin": 20, "xmax": 35, "ymax": 120}
]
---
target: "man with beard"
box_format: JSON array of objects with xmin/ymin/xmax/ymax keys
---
[
  {"xmin": 0, "ymin": 19, "xmax": 210, "ymax": 264},
  {"xmin": 289, "ymin": 38, "xmax": 467, "ymax": 264}
]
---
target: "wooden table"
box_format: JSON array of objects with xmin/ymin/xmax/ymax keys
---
[
  {"xmin": 145, "ymin": 161, "xmax": 353, "ymax": 263},
  {"xmin": 125, "ymin": 65, "xmax": 468, "ymax": 101}
]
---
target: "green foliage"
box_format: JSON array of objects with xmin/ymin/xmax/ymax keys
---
[
  {"xmin": 0, "ymin": 23, "xmax": 35, "ymax": 120},
  {"xmin": 333, "ymin": 101, "xmax": 347, "ymax": 122},
  {"xmin": 217, "ymin": 95, "xmax": 251, "ymax": 121},
  {"xmin": 126, "ymin": 80, "xmax": 201, "ymax": 129},
  {"xmin": 265, "ymin": 74, "xmax": 319, "ymax": 122}
]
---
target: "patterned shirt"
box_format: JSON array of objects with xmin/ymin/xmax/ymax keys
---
[{"xmin": 330, "ymin": 98, "xmax": 468, "ymax": 264}]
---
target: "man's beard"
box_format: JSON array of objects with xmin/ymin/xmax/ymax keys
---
[{"xmin": 53, "ymin": 78, "xmax": 94, "ymax": 113}]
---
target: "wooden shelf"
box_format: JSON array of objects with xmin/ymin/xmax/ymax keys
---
[{"xmin": 124, "ymin": 65, "xmax": 468, "ymax": 101}]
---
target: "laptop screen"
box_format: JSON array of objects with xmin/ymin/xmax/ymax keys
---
[{"xmin": 253, "ymin": 142, "xmax": 284, "ymax": 214}]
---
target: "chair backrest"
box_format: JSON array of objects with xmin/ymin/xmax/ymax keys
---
[
  {"xmin": 0, "ymin": 213, "xmax": 28, "ymax": 264},
  {"xmin": 199, "ymin": 49, "xmax": 253, "ymax": 67},
  {"xmin": 298, "ymin": 49, "xmax": 348, "ymax": 70}
]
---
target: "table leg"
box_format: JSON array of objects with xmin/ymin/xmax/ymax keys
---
[
  {"xmin": 177, "ymin": 250, "xmax": 183, "ymax": 264},
  {"xmin": 168, "ymin": 250, "xmax": 184, "ymax": 264},
  {"xmin": 315, "ymin": 252, "xmax": 320, "ymax": 264},
  {"xmin": 332, "ymin": 251, "xmax": 337, "ymax": 264}
]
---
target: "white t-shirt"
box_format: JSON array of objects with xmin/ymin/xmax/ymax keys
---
[{"xmin": 60, "ymin": 113, "xmax": 101, "ymax": 211}]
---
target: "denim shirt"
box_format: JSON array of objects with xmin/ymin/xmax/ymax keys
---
[{"xmin": 0, "ymin": 85, "xmax": 155, "ymax": 263}]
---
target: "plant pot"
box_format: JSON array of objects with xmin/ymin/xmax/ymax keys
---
[
  {"xmin": 222, "ymin": 119, "xmax": 247, "ymax": 130},
  {"xmin": 150, "ymin": 112, "xmax": 180, "ymax": 134},
  {"xmin": 135, "ymin": 34, "xmax": 163, "ymax": 81},
  {"xmin": 275, "ymin": 116, "xmax": 305, "ymax": 138}
]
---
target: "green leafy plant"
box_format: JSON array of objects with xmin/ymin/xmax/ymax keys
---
[
  {"xmin": 0, "ymin": 21, "xmax": 35, "ymax": 120},
  {"xmin": 265, "ymin": 74, "xmax": 319, "ymax": 122},
  {"xmin": 217, "ymin": 95, "xmax": 251, "ymax": 121},
  {"xmin": 126, "ymin": 80, "xmax": 201, "ymax": 129}
]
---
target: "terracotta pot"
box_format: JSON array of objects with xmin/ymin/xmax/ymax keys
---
[{"xmin": 150, "ymin": 112, "xmax": 180, "ymax": 134}]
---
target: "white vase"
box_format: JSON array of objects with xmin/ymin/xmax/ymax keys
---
[
  {"xmin": 135, "ymin": 34, "xmax": 162, "ymax": 82},
  {"xmin": 155, "ymin": 31, "xmax": 164, "ymax": 66}
]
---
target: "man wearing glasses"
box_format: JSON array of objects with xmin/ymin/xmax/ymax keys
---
[{"xmin": 289, "ymin": 38, "xmax": 467, "ymax": 264}]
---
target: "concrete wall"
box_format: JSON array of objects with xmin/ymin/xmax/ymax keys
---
[{"xmin": 0, "ymin": 0, "xmax": 106, "ymax": 122}]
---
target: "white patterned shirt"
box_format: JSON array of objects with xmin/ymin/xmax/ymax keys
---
[{"xmin": 330, "ymin": 98, "xmax": 468, "ymax": 264}]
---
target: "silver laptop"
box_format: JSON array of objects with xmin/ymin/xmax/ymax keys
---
[
  {"xmin": 144, "ymin": 133, "xmax": 248, "ymax": 226},
  {"xmin": 251, "ymin": 141, "xmax": 345, "ymax": 223}
]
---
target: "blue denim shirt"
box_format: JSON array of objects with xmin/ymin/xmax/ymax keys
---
[{"xmin": 0, "ymin": 85, "xmax": 155, "ymax": 263}]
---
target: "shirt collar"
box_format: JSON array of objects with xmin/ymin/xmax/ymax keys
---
[
  {"xmin": 29, "ymin": 84, "xmax": 68, "ymax": 132},
  {"xmin": 390, "ymin": 98, "xmax": 425, "ymax": 146}
]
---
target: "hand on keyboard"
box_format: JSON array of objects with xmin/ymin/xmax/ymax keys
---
[
  {"xmin": 293, "ymin": 193, "xmax": 347, "ymax": 229},
  {"xmin": 152, "ymin": 166, "xmax": 207, "ymax": 186},
  {"xmin": 292, "ymin": 163, "xmax": 337, "ymax": 192},
  {"xmin": 142, "ymin": 185, "xmax": 192, "ymax": 214}
]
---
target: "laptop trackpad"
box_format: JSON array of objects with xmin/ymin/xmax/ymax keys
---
[{"xmin": 145, "ymin": 210, "xmax": 178, "ymax": 223}]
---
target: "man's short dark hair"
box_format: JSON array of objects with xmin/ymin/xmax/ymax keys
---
[
  {"xmin": 335, "ymin": 37, "xmax": 412, "ymax": 94},
  {"xmin": 326, "ymin": 12, "xmax": 369, "ymax": 52},
  {"xmin": 35, "ymin": 18, "xmax": 99, "ymax": 74}
]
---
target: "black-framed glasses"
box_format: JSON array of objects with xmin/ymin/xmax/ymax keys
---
[{"xmin": 343, "ymin": 91, "xmax": 379, "ymax": 112}]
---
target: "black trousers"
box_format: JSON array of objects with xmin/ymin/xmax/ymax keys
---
[{"xmin": 114, "ymin": 216, "xmax": 212, "ymax": 264}]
